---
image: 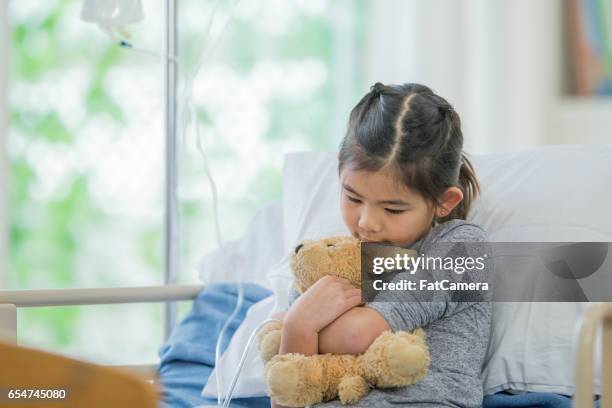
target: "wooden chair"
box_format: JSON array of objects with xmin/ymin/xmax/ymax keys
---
[{"xmin": 0, "ymin": 340, "xmax": 159, "ymax": 408}]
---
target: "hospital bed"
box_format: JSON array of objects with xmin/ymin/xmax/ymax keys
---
[
  {"xmin": 0, "ymin": 265, "xmax": 610, "ymax": 408},
  {"xmin": 1, "ymin": 145, "xmax": 612, "ymax": 408}
]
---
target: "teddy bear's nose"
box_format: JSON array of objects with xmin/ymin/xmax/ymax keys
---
[{"xmin": 294, "ymin": 244, "xmax": 304, "ymax": 254}]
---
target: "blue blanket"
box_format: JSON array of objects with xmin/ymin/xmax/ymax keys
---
[{"xmin": 157, "ymin": 282, "xmax": 272, "ymax": 408}]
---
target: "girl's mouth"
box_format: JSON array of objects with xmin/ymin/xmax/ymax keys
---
[{"xmin": 353, "ymin": 231, "xmax": 379, "ymax": 242}]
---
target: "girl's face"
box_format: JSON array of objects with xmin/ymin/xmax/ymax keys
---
[{"xmin": 340, "ymin": 168, "xmax": 436, "ymax": 245}]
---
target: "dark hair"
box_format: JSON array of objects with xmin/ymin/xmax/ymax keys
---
[{"xmin": 338, "ymin": 82, "xmax": 479, "ymax": 223}]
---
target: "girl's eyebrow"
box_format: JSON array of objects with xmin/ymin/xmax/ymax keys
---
[{"xmin": 342, "ymin": 183, "xmax": 411, "ymax": 206}]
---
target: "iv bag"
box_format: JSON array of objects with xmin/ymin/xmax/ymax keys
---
[{"xmin": 81, "ymin": 0, "xmax": 144, "ymax": 38}]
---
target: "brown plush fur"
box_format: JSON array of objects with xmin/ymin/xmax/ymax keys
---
[{"xmin": 258, "ymin": 236, "xmax": 430, "ymax": 406}]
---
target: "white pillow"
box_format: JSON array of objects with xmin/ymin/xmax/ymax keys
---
[
  {"xmin": 468, "ymin": 144, "xmax": 612, "ymax": 242},
  {"xmin": 280, "ymin": 144, "xmax": 612, "ymax": 396},
  {"xmin": 197, "ymin": 200, "xmax": 285, "ymax": 289},
  {"xmin": 467, "ymin": 144, "xmax": 612, "ymax": 396},
  {"xmin": 281, "ymin": 145, "xmax": 612, "ymax": 245},
  {"xmin": 281, "ymin": 151, "xmax": 349, "ymax": 254}
]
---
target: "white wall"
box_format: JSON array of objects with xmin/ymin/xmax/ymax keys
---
[
  {"xmin": 0, "ymin": 1, "xmax": 8, "ymax": 288},
  {"xmin": 365, "ymin": 0, "xmax": 578, "ymax": 154}
]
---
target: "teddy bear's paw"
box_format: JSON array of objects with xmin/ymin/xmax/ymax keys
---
[
  {"xmin": 265, "ymin": 354, "xmax": 324, "ymax": 407},
  {"xmin": 362, "ymin": 330, "xmax": 429, "ymax": 387},
  {"xmin": 411, "ymin": 328, "xmax": 427, "ymax": 341},
  {"xmin": 259, "ymin": 329, "xmax": 281, "ymax": 362},
  {"xmin": 257, "ymin": 321, "xmax": 281, "ymax": 347},
  {"xmin": 267, "ymin": 359, "xmax": 301, "ymax": 402},
  {"xmin": 382, "ymin": 331, "xmax": 429, "ymax": 385},
  {"xmin": 338, "ymin": 376, "xmax": 369, "ymax": 405}
]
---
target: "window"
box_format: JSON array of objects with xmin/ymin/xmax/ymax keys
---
[{"xmin": 6, "ymin": 0, "xmax": 365, "ymax": 363}]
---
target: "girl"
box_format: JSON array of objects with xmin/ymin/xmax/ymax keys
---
[{"xmin": 273, "ymin": 82, "xmax": 491, "ymax": 408}]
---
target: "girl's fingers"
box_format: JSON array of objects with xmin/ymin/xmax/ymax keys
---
[
  {"xmin": 345, "ymin": 286, "xmax": 360, "ymax": 296},
  {"xmin": 333, "ymin": 279, "xmax": 360, "ymax": 294},
  {"xmin": 348, "ymin": 293, "xmax": 363, "ymax": 308},
  {"xmin": 328, "ymin": 276, "xmax": 351, "ymax": 285},
  {"xmin": 335, "ymin": 277, "xmax": 357, "ymax": 287},
  {"xmin": 345, "ymin": 288, "xmax": 362, "ymax": 305},
  {"xmin": 340, "ymin": 282, "xmax": 357, "ymax": 292},
  {"xmin": 318, "ymin": 275, "xmax": 361, "ymax": 299}
]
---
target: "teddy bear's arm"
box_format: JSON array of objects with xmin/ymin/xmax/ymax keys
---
[{"xmin": 318, "ymin": 306, "xmax": 391, "ymax": 354}]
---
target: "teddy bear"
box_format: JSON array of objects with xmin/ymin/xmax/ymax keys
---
[{"xmin": 258, "ymin": 236, "xmax": 429, "ymax": 407}]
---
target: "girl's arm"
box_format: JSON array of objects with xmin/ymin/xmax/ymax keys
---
[
  {"xmin": 318, "ymin": 306, "xmax": 390, "ymax": 354},
  {"xmin": 278, "ymin": 277, "xmax": 362, "ymax": 354},
  {"xmin": 319, "ymin": 224, "xmax": 490, "ymax": 355},
  {"xmin": 278, "ymin": 318, "xmax": 319, "ymax": 354},
  {"xmin": 270, "ymin": 311, "xmax": 319, "ymax": 355},
  {"xmin": 278, "ymin": 275, "xmax": 361, "ymax": 348}
]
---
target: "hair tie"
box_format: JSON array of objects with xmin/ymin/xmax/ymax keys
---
[
  {"xmin": 438, "ymin": 103, "xmax": 454, "ymax": 115},
  {"xmin": 370, "ymin": 82, "xmax": 385, "ymax": 97}
]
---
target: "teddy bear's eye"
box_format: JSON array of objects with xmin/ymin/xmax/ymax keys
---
[
  {"xmin": 327, "ymin": 244, "xmax": 334, "ymax": 247},
  {"xmin": 295, "ymin": 244, "xmax": 304, "ymax": 254}
]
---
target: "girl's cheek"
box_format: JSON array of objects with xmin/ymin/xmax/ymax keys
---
[
  {"xmin": 341, "ymin": 203, "xmax": 358, "ymax": 232},
  {"xmin": 340, "ymin": 201, "xmax": 350, "ymax": 224}
]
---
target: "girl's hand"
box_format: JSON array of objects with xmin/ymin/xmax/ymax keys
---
[{"xmin": 284, "ymin": 276, "xmax": 362, "ymax": 334}]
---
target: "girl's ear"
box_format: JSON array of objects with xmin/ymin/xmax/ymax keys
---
[{"xmin": 435, "ymin": 187, "xmax": 464, "ymax": 217}]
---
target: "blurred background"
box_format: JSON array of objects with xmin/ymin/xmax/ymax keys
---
[{"xmin": 0, "ymin": 0, "xmax": 610, "ymax": 365}]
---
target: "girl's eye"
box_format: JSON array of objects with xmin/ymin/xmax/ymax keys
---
[
  {"xmin": 346, "ymin": 195, "xmax": 361, "ymax": 204},
  {"xmin": 385, "ymin": 208, "xmax": 405, "ymax": 215}
]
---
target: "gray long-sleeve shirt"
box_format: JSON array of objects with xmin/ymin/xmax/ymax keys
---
[{"xmin": 300, "ymin": 220, "xmax": 492, "ymax": 408}]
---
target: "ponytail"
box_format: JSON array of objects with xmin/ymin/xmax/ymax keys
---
[{"xmin": 439, "ymin": 153, "xmax": 480, "ymax": 222}]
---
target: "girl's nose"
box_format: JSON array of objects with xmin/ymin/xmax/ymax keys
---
[{"xmin": 358, "ymin": 207, "xmax": 382, "ymax": 233}]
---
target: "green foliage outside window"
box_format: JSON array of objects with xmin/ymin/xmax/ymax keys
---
[{"xmin": 8, "ymin": 0, "xmax": 365, "ymax": 364}]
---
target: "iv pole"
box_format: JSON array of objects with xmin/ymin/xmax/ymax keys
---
[{"xmin": 163, "ymin": 0, "xmax": 179, "ymax": 341}]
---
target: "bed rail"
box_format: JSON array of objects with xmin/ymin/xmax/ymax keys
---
[
  {"xmin": 575, "ymin": 302, "xmax": 612, "ymax": 408},
  {"xmin": 0, "ymin": 284, "xmax": 204, "ymax": 378},
  {"xmin": 0, "ymin": 284, "xmax": 204, "ymax": 307}
]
